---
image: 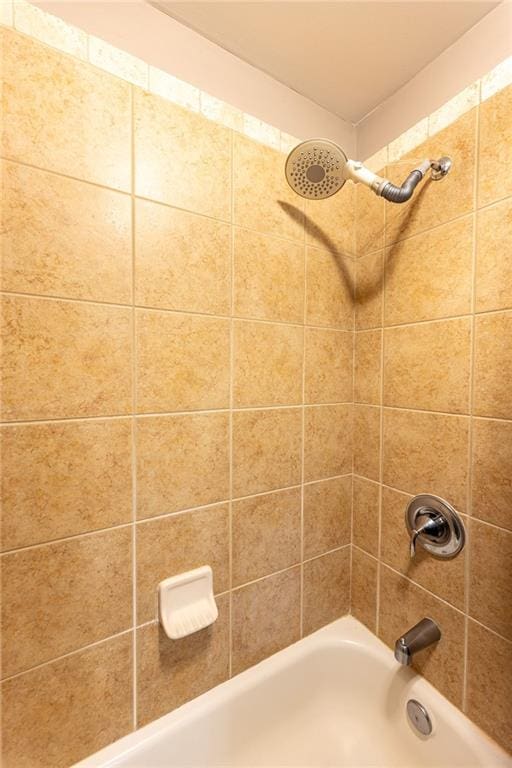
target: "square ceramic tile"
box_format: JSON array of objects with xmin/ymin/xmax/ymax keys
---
[
  {"xmin": 304, "ymin": 328, "xmax": 353, "ymax": 404},
  {"xmin": 0, "ymin": 419, "xmax": 132, "ymax": 550},
  {"xmin": 1, "ymin": 295, "xmax": 132, "ymax": 421},
  {"xmin": 351, "ymin": 547, "xmax": 378, "ymax": 632},
  {"xmin": 233, "ymin": 228, "xmax": 305, "ymax": 323},
  {"xmin": 1, "ymin": 528, "xmax": 132, "ymax": 677},
  {"xmin": 136, "ymin": 413, "xmax": 229, "ymax": 519},
  {"xmin": 468, "ymin": 519, "xmax": 512, "ymax": 640},
  {"xmin": 1, "ymin": 161, "xmax": 132, "ymax": 303},
  {"xmin": 233, "ymin": 321, "xmax": 303, "ymax": 407},
  {"xmin": 354, "ymin": 330, "xmax": 382, "ymax": 405},
  {"xmin": 232, "ymin": 488, "xmax": 301, "ymax": 586},
  {"xmin": 135, "ymin": 199, "xmax": 231, "ymax": 315},
  {"xmin": 1, "ymin": 28, "xmax": 131, "ymax": 190},
  {"xmin": 304, "ymin": 404, "xmax": 352, "ymax": 482},
  {"xmin": 475, "ymin": 197, "xmax": 512, "ymax": 313},
  {"xmin": 473, "ymin": 311, "xmax": 512, "ymax": 420},
  {"xmin": 303, "ymin": 476, "xmax": 351, "ymax": 560},
  {"xmin": 232, "ymin": 408, "xmax": 302, "ymax": 497},
  {"xmin": 1, "ymin": 634, "xmax": 132, "ymax": 768},
  {"xmin": 471, "ymin": 417, "xmax": 512, "ymax": 531},
  {"xmin": 136, "ymin": 310, "xmax": 230, "ymax": 413},
  {"xmin": 352, "ymin": 476, "xmax": 380, "ymax": 557},
  {"xmin": 478, "ymin": 83, "xmax": 512, "ymax": 206},
  {"xmin": 303, "ymin": 548, "xmax": 350, "ymax": 635},
  {"xmin": 134, "ymin": 89, "xmax": 231, "ymax": 221},
  {"xmin": 306, "ymin": 246, "xmax": 354, "ymax": 330}
]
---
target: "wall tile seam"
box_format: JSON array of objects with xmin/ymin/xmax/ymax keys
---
[
  {"xmin": 1, "ymin": 290, "xmax": 359, "ymax": 333},
  {"xmin": 350, "ymin": 477, "xmax": 512, "ymax": 537},
  {"xmin": 2, "ymin": 589, "xmax": 507, "ymax": 692},
  {"xmin": 360, "ymin": 555, "xmax": 512, "ymax": 649},
  {"xmin": 1, "ymin": 545, "xmax": 352, "ymax": 684},
  {"xmin": 0, "ymin": 473, "xmax": 354, "ymax": 556},
  {"xmin": 0, "ymin": 403, "xmax": 357, "ymax": 429},
  {"xmin": 2, "ymin": 14, "xmax": 301, "ymax": 154}
]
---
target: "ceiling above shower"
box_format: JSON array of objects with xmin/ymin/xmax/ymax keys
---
[{"xmin": 154, "ymin": 1, "xmax": 499, "ymax": 123}]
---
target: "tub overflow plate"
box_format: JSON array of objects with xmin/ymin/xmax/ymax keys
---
[{"xmin": 407, "ymin": 699, "xmax": 433, "ymax": 736}]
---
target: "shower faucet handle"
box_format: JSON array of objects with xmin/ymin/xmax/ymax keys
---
[
  {"xmin": 409, "ymin": 514, "xmax": 446, "ymax": 558},
  {"xmin": 405, "ymin": 494, "xmax": 465, "ymax": 560}
]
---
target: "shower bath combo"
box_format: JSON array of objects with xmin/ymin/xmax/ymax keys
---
[{"xmin": 284, "ymin": 138, "xmax": 452, "ymax": 202}]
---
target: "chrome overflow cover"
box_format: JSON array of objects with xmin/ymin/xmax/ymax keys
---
[
  {"xmin": 406, "ymin": 494, "xmax": 465, "ymax": 559},
  {"xmin": 407, "ymin": 699, "xmax": 433, "ymax": 737}
]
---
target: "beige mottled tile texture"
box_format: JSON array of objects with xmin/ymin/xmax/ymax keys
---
[
  {"xmin": 350, "ymin": 79, "xmax": 512, "ymax": 757},
  {"xmin": 2, "ymin": 22, "xmax": 512, "ymax": 766},
  {"xmin": 0, "ymin": 27, "xmax": 355, "ymax": 767}
]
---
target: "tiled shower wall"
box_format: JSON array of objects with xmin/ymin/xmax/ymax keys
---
[
  {"xmin": 0, "ymin": 27, "xmax": 356, "ymax": 767},
  {"xmin": 352, "ymin": 83, "xmax": 512, "ymax": 754}
]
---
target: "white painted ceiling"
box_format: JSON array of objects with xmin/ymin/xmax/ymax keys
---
[{"xmin": 155, "ymin": 1, "xmax": 499, "ymax": 123}]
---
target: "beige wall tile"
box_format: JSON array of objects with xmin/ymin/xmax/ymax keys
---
[
  {"xmin": 304, "ymin": 404, "xmax": 353, "ymax": 482},
  {"xmin": 303, "ymin": 476, "xmax": 352, "ymax": 560},
  {"xmin": 1, "ymin": 296, "xmax": 132, "ymax": 421},
  {"xmin": 476, "ymin": 197, "xmax": 512, "ymax": 313},
  {"xmin": 382, "ymin": 408, "xmax": 469, "ymax": 511},
  {"xmin": 233, "ymin": 228, "xmax": 304, "ymax": 323},
  {"xmin": 0, "ymin": 419, "xmax": 132, "ymax": 551},
  {"xmin": 231, "ymin": 568, "xmax": 301, "ymax": 675},
  {"xmin": 351, "ymin": 547, "xmax": 378, "ymax": 632},
  {"xmin": 1, "ymin": 161, "xmax": 132, "ymax": 303},
  {"xmin": 352, "ymin": 476, "xmax": 380, "ymax": 557},
  {"xmin": 383, "ymin": 318, "xmax": 472, "ymax": 414},
  {"xmin": 466, "ymin": 620, "xmax": 512, "ymax": 755},
  {"xmin": 1, "ymin": 28, "xmax": 130, "ymax": 191},
  {"xmin": 1, "ymin": 528, "xmax": 132, "ymax": 678},
  {"xmin": 378, "ymin": 565, "xmax": 465, "ymax": 707},
  {"xmin": 303, "ymin": 548, "xmax": 350, "ymax": 635},
  {"xmin": 481, "ymin": 57, "xmax": 512, "ymax": 102},
  {"xmin": 471, "ymin": 417, "xmax": 512, "ymax": 531},
  {"xmin": 380, "ymin": 486, "xmax": 465, "ymax": 610},
  {"xmin": 136, "ymin": 310, "xmax": 230, "ymax": 413},
  {"xmin": 200, "ymin": 92, "xmax": 243, "ymax": 132},
  {"xmin": 137, "ymin": 596, "xmax": 229, "ymax": 728},
  {"xmin": 136, "ymin": 413, "xmax": 229, "ymax": 519},
  {"xmin": 353, "ymin": 405, "xmax": 381, "ymax": 481},
  {"xmin": 356, "ymin": 180, "xmax": 385, "ymax": 256},
  {"xmin": 149, "ymin": 67, "xmax": 200, "ymax": 111},
  {"xmin": 478, "ymin": 83, "xmax": 512, "ymax": 206},
  {"xmin": 306, "ymin": 246, "xmax": 354, "ymax": 330},
  {"xmin": 473, "ymin": 311, "xmax": 512, "ymax": 420},
  {"xmin": 232, "ymin": 488, "xmax": 301, "ymax": 586},
  {"xmin": 135, "ymin": 199, "xmax": 231, "ymax": 315},
  {"xmin": 136, "ymin": 504, "xmax": 229, "ymax": 623},
  {"xmin": 305, "ymin": 328, "xmax": 353, "ymax": 404},
  {"xmin": 232, "ymin": 408, "xmax": 302, "ymax": 497},
  {"xmin": 469, "ymin": 519, "xmax": 512, "ymax": 640},
  {"xmin": 388, "ymin": 118, "xmax": 429, "ymax": 163},
  {"xmin": 384, "ymin": 216, "xmax": 473, "ymax": 325},
  {"xmin": 134, "ymin": 89, "xmax": 231, "ymax": 221},
  {"xmin": 243, "ymin": 114, "xmax": 280, "ymax": 150},
  {"xmin": 385, "ymin": 109, "xmax": 476, "ymax": 245},
  {"xmin": 89, "ymin": 36, "xmax": 148, "ymax": 88},
  {"xmin": 1, "ymin": 634, "xmax": 132, "ymax": 768},
  {"xmin": 305, "ymin": 182, "xmax": 355, "ymax": 256},
  {"xmin": 428, "ymin": 83, "xmax": 479, "ymax": 137},
  {"xmin": 233, "ymin": 132, "xmax": 304, "ymax": 243},
  {"xmin": 355, "ymin": 250, "xmax": 384, "ymax": 330},
  {"xmin": 13, "ymin": 0, "xmax": 87, "ymax": 58},
  {"xmin": 354, "ymin": 330, "xmax": 382, "ymax": 405},
  {"xmin": 233, "ymin": 321, "xmax": 303, "ymax": 407}
]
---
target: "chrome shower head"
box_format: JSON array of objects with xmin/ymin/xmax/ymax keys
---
[
  {"xmin": 285, "ymin": 138, "xmax": 452, "ymax": 204},
  {"xmin": 284, "ymin": 138, "xmax": 348, "ymax": 200}
]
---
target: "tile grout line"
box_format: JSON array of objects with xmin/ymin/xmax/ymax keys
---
[
  {"xmin": 228, "ymin": 126, "xmax": 235, "ymax": 679},
  {"xmin": 129, "ymin": 82, "xmax": 138, "ymax": 733},
  {"xmin": 462, "ymin": 81, "xmax": 482, "ymax": 713},
  {"xmin": 375, "ymin": 195, "xmax": 386, "ymax": 636},
  {"xmin": 299, "ymin": 206, "xmax": 307, "ymax": 637}
]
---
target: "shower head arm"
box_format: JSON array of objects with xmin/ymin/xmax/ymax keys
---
[{"xmin": 343, "ymin": 157, "xmax": 451, "ymax": 203}]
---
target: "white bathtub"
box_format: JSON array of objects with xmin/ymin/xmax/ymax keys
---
[{"xmin": 75, "ymin": 617, "xmax": 511, "ymax": 768}]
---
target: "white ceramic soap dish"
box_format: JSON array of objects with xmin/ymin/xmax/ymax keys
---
[{"xmin": 158, "ymin": 565, "xmax": 218, "ymax": 640}]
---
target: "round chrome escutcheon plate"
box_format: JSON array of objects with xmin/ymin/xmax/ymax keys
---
[{"xmin": 407, "ymin": 699, "xmax": 433, "ymax": 737}]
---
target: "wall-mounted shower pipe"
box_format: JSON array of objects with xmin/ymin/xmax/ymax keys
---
[{"xmin": 285, "ymin": 138, "xmax": 452, "ymax": 203}]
